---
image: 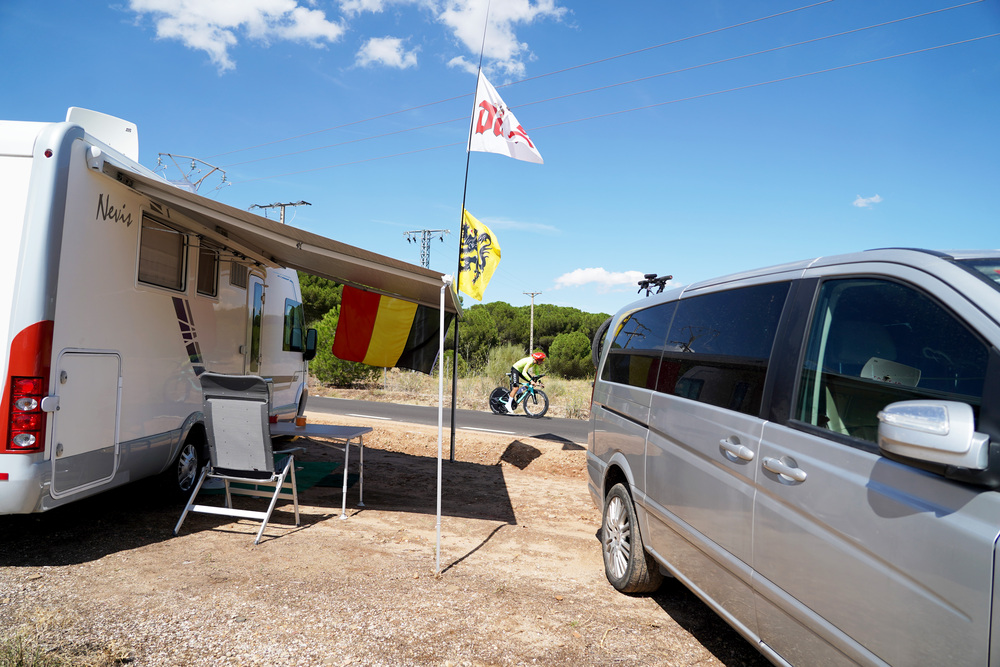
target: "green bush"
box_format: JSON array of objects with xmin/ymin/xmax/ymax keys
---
[
  {"xmin": 309, "ymin": 307, "xmax": 381, "ymax": 387},
  {"xmin": 434, "ymin": 349, "xmax": 469, "ymax": 379},
  {"xmin": 484, "ymin": 343, "xmax": 525, "ymax": 385},
  {"xmin": 548, "ymin": 331, "xmax": 594, "ymax": 379}
]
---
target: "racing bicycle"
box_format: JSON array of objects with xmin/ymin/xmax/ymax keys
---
[{"xmin": 489, "ymin": 372, "xmax": 549, "ymax": 418}]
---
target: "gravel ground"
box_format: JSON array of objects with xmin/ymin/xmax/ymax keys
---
[{"xmin": 0, "ymin": 414, "xmax": 770, "ymax": 667}]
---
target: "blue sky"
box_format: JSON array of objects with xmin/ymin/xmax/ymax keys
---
[{"xmin": 2, "ymin": 0, "xmax": 997, "ymax": 316}]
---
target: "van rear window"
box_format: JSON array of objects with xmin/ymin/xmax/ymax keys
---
[
  {"xmin": 955, "ymin": 259, "xmax": 1000, "ymax": 293},
  {"xmin": 600, "ymin": 281, "xmax": 790, "ymax": 415}
]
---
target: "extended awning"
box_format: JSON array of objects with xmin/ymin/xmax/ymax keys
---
[{"xmin": 101, "ymin": 164, "xmax": 461, "ymax": 315}]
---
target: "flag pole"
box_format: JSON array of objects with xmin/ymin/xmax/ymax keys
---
[{"xmin": 450, "ymin": 0, "xmax": 491, "ymax": 461}]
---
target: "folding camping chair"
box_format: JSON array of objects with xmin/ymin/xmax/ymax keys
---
[{"xmin": 174, "ymin": 372, "xmax": 303, "ymax": 545}]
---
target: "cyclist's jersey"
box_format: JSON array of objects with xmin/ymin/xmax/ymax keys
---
[{"xmin": 513, "ymin": 356, "xmax": 540, "ymax": 381}]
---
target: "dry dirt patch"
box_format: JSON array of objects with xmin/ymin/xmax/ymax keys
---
[{"xmin": 0, "ymin": 414, "xmax": 768, "ymax": 666}]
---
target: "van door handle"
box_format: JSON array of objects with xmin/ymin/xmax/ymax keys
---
[
  {"xmin": 719, "ymin": 439, "xmax": 754, "ymax": 461},
  {"xmin": 762, "ymin": 456, "xmax": 808, "ymax": 483}
]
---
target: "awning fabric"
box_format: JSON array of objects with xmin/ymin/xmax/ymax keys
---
[{"xmin": 101, "ymin": 165, "xmax": 461, "ymax": 314}]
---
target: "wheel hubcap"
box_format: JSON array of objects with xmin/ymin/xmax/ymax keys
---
[
  {"xmin": 603, "ymin": 496, "xmax": 632, "ymax": 579},
  {"xmin": 177, "ymin": 445, "xmax": 198, "ymax": 491}
]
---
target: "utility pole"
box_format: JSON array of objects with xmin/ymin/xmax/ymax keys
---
[
  {"xmin": 524, "ymin": 291, "xmax": 542, "ymax": 352},
  {"xmin": 249, "ymin": 200, "xmax": 311, "ymax": 224},
  {"xmin": 404, "ymin": 229, "xmax": 449, "ymax": 268}
]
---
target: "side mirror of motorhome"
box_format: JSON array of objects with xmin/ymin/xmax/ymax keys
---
[
  {"xmin": 878, "ymin": 400, "xmax": 991, "ymax": 470},
  {"xmin": 303, "ymin": 328, "xmax": 318, "ymax": 362}
]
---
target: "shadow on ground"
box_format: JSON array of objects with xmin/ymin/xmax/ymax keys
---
[{"xmin": 0, "ymin": 439, "xmax": 515, "ymax": 568}]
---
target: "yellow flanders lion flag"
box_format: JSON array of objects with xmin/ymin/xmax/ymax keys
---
[{"xmin": 458, "ymin": 209, "xmax": 500, "ymax": 301}]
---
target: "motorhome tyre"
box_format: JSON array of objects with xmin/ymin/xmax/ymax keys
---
[{"xmin": 165, "ymin": 439, "xmax": 203, "ymax": 499}]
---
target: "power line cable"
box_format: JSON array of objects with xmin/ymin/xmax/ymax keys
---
[
  {"xmin": 517, "ymin": 1, "xmax": 987, "ymax": 110},
  {"xmin": 206, "ymin": 0, "xmax": 846, "ymax": 161},
  {"xmin": 237, "ymin": 32, "xmax": 998, "ymax": 184},
  {"xmin": 223, "ymin": 1, "xmax": 983, "ymax": 171},
  {"xmin": 528, "ymin": 32, "xmax": 999, "ymax": 133}
]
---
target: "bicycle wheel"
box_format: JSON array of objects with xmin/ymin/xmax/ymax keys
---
[
  {"xmin": 522, "ymin": 389, "xmax": 549, "ymax": 418},
  {"xmin": 489, "ymin": 387, "xmax": 508, "ymax": 414}
]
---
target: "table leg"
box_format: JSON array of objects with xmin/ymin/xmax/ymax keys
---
[
  {"xmin": 340, "ymin": 439, "xmax": 350, "ymax": 520},
  {"xmin": 357, "ymin": 437, "xmax": 365, "ymax": 508}
]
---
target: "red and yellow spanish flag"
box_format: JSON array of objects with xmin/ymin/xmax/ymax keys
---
[{"xmin": 332, "ymin": 286, "xmax": 452, "ymax": 374}]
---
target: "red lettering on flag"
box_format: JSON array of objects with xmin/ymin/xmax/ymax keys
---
[
  {"xmin": 508, "ymin": 124, "xmax": 535, "ymax": 148},
  {"xmin": 475, "ymin": 101, "xmax": 496, "ymax": 135}
]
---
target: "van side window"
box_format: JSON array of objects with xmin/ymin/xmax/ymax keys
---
[
  {"xmin": 600, "ymin": 302, "xmax": 676, "ymax": 390},
  {"xmin": 659, "ymin": 282, "xmax": 790, "ymax": 414},
  {"xmin": 796, "ymin": 279, "xmax": 988, "ymax": 444},
  {"xmin": 137, "ymin": 215, "xmax": 186, "ymax": 291},
  {"xmin": 283, "ymin": 299, "xmax": 306, "ymax": 352}
]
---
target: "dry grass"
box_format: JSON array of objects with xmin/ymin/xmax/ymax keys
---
[
  {"xmin": 309, "ymin": 369, "xmax": 594, "ymax": 420},
  {"xmin": 1, "ymin": 612, "xmax": 134, "ymax": 667}
]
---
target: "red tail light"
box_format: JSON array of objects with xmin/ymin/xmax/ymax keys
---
[{"xmin": 8, "ymin": 376, "xmax": 46, "ymax": 452}]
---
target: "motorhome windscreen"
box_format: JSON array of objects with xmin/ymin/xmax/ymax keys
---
[{"xmin": 954, "ymin": 259, "xmax": 1000, "ymax": 293}]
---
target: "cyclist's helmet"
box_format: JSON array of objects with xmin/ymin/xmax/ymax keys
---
[{"xmin": 531, "ymin": 352, "xmax": 546, "ymax": 363}]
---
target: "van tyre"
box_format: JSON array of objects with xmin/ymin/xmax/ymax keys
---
[{"xmin": 602, "ymin": 483, "xmax": 663, "ymax": 593}]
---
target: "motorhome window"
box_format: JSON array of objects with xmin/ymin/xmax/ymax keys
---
[
  {"xmin": 658, "ymin": 282, "xmax": 789, "ymax": 414},
  {"xmin": 230, "ymin": 262, "xmax": 249, "ymax": 289},
  {"xmin": 197, "ymin": 244, "xmax": 219, "ymax": 297},
  {"xmin": 283, "ymin": 299, "xmax": 306, "ymax": 352},
  {"xmin": 137, "ymin": 215, "xmax": 186, "ymax": 291},
  {"xmin": 600, "ymin": 302, "xmax": 676, "ymax": 390},
  {"xmin": 796, "ymin": 278, "xmax": 988, "ymax": 445}
]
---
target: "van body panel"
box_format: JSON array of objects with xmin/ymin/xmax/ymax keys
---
[
  {"xmin": 756, "ymin": 422, "xmax": 996, "ymax": 665},
  {"xmin": 644, "ymin": 398, "xmax": 762, "ymax": 633},
  {"xmin": 589, "ymin": 248, "xmax": 1000, "ymax": 666}
]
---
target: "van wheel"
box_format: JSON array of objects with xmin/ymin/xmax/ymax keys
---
[{"xmin": 602, "ymin": 483, "xmax": 663, "ymax": 593}]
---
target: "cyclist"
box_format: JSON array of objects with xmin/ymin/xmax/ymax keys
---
[{"xmin": 502, "ymin": 351, "xmax": 546, "ymax": 413}]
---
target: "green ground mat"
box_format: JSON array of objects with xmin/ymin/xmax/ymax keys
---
[{"xmin": 202, "ymin": 460, "xmax": 342, "ymax": 495}]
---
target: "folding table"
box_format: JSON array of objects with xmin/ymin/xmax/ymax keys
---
[{"xmin": 270, "ymin": 423, "xmax": 373, "ymax": 519}]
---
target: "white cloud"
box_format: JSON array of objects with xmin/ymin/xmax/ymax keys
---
[
  {"xmin": 356, "ymin": 36, "xmax": 419, "ymax": 68},
  {"xmin": 436, "ymin": 0, "xmax": 568, "ymax": 79},
  {"xmin": 853, "ymin": 194, "xmax": 883, "ymax": 209},
  {"xmin": 339, "ymin": 0, "xmax": 389, "ymax": 16},
  {"xmin": 553, "ymin": 268, "xmax": 651, "ymax": 293},
  {"xmin": 128, "ymin": 0, "xmax": 345, "ymax": 72}
]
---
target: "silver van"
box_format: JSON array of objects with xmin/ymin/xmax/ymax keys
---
[{"xmin": 587, "ymin": 248, "xmax": 1000, "ymax": 666}]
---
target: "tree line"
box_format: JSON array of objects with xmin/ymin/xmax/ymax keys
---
[{"xmin": 299, "ymin": 273, "xmax": 610, "ymax": 385}]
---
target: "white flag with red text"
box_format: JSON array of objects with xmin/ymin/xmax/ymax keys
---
[{"xmin": 468, "ymin": 72, "xmax": 543, "ymax": 164}]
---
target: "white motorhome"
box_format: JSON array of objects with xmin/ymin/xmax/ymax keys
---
[{"xmin": 0, "ymin": 108, "xmax": 319, "ymax": 514}]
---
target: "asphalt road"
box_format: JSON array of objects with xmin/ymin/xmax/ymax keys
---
[{"xmin": 306, "ymin": 395, "xmax": 590, "ymax": 447}]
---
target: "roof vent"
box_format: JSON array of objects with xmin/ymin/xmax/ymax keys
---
[{"xmin": 66, "ymin": 107, "xmax": 139, "ymax": 162}]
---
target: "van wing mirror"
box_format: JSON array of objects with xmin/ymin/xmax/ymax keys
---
[
  {"xmin": 878, "ymin": 400, "xmax": 990, "ymax": 470},
  {"xmin": 303, "ymin": 328, "xmax": 318, "ymax": 361}
]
